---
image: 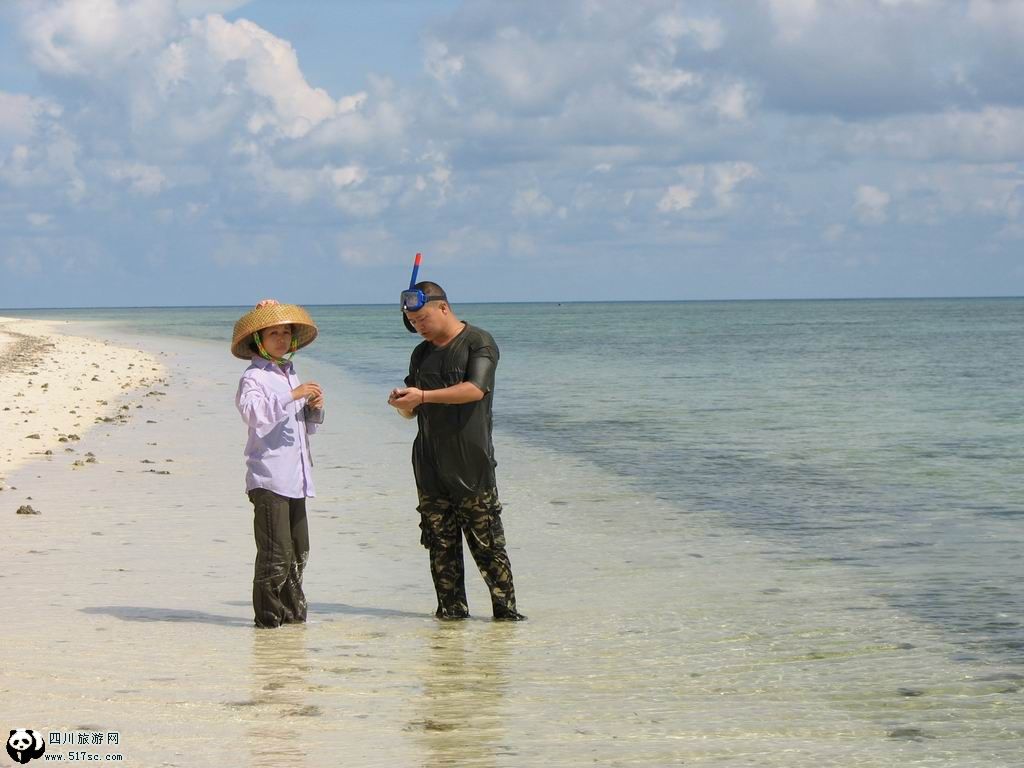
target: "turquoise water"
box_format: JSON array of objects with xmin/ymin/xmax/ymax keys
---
[{"xmin": 11, "ymin": 298, "xmax": 1024, "ymax": 669}]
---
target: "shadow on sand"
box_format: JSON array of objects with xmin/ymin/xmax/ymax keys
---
[
  {"xmin": 224, "ymin": 600, "xmax": 426, "ymax": 620},
  {"xmin": 82, "ymin": 605, "xmax": 252, "ymax": 626},
  {"xmin": 83, "ymin": 601, "xmax": 429, "ymax": 627}
]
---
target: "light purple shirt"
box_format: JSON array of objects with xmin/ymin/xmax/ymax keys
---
[{"xmin": 236, "ymin": 356, "xmax": 324, "ymax": 499}]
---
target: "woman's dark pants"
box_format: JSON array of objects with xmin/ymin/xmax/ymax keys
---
[{"xmin": 249, "ymin": 488, "xmax": 309, "ymax": 628}]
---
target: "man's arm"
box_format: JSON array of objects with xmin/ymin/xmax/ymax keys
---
[
  {"xmin": 423, "ymin": 382, "xmax": 486, "ymax": 404},
  {"xmin": 388, "ymin": 336, "xmax": 493, "ymax": 415},
  {"xmin": 388, "ymin": 381, "xmax": 484, "ymax": 415}
]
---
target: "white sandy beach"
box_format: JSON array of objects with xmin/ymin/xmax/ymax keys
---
[
  {"xmin": 2, "ymin": 318, "xmax": 1020, "ymax": 767},
  {"xmin": 0, "ymin": 317, "xmax": 165, "ymax": 484}
]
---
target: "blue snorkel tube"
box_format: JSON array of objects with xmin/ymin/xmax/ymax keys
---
[
  {"xmin": 409, "ymin": 251, "xmax": 421, "ymax": 289},
  {"xmin": 402, "ymin": 253, "xmax": 423, "ymax": 332}
]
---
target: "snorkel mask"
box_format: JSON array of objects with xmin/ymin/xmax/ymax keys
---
[{"xmin": 401, "ymin": 252, "xmax": 447, "ymax": 332}]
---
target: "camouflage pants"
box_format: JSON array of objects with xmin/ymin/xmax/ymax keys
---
[
  {"xmin": 249, "ymin": 488, "xmax": 309, "ymax": 628},
  {"xmin": 417, "ymin": 489, "xmax": 519, "ymax": 619}
]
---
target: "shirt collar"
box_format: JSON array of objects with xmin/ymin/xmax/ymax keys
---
[{"xmin": 250, "ymin": 355, "xmax": 293, "ymax": 374}]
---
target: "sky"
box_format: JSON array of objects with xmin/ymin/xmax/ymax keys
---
[{"xmin": 1, "ymin": 0, "xmax": 1023, "ymax": 308}]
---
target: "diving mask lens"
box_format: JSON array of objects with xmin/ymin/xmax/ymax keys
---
[{"xmin": 401, "ymin": 289, "xmax": 426, "ymax": 311}]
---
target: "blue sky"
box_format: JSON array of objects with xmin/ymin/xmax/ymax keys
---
[{"xmin": 1, "ymin": 0, "xmax": 1023, "ymax": 307}]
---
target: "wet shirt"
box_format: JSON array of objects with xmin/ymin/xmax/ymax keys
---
[
  {"xmin": 236, "ymin": 356, "xmax": 324, "ymax": 499},
  {"xmin": 404, "ymin": 323, "xmax": 498, "ymax": 498}
]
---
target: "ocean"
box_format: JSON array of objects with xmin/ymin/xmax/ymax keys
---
[{"xmin": 10, "ymin": 297, "xmax": 1024, "ymax": 764}]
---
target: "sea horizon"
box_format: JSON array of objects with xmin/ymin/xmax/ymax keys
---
[{"xmin": 3, "ymin": 293, "xmax": 1024, "ymax": 312}]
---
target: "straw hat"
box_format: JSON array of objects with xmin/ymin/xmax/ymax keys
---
[{"xmin": 231, "ymin": 303, "xmax": 318, "ymax": 359}]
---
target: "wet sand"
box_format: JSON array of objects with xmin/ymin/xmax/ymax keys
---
[{"xmin": 2, "ymin": 320, "xmax": 1021, "ymax": 767}]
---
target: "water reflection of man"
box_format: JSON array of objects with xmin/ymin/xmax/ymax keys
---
[{"xmin": 411, "ymin": 624, "xmax": 512, "ymax": 768}]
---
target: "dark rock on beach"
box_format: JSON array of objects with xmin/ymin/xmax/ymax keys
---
[{"xmin": 16, "ymin": 505, "xmax": 40, "ymax": 515}]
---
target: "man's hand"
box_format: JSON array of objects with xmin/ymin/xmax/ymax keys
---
[
  {"xmin": 388, "ymin": 387, "xmax": 422, "ymax": 416},
  {"xmin": 292, "ymin": 382, "xmax": 323, "ymax": 402}
]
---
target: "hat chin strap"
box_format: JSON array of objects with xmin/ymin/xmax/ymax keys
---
[{"xmin": 254, "ymin": 332, "xmax": 298, "ymax": 365}]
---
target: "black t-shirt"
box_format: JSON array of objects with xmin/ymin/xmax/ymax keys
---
[{"xmin": 404, "ymin": 322, "xmax": 499, "ymax": 498}]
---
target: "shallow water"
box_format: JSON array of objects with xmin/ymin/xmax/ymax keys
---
[
  {"xmin": 16, "ymin": 299, "xmax": 1024, "ymax": 664},
  {"xmin": 4, "ymin": 300, "xmax": 1022, "ymax": 766}
]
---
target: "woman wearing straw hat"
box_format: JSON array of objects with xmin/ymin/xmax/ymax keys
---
[{"xmin": 233, "ymin": 299, "xmax": 325, "ymax": 628}]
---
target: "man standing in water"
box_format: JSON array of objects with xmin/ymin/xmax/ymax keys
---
[{"xmin": 388, "ymin": 281, "xmax": 526, "ymax": 621}]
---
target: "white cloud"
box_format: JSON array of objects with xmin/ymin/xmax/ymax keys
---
[
  {"xmin": 656, "ymin": 162, "xmax": 757, "ymax": 213},
  {"xmin": 406, "ymin": 153, "xmax": 453, "ymax": 206},
  {"xmin": 424, "ymin": 39, "xmax": 464, "ymax": 84},
  {"xmin": 710, "ymin": 82, "xmax": 751, "ymax": 121},
  {"xmin": 430, "ymin": 164, "xmax": 452, "ymax": 187},
  {"xmin": 333, "ymin": 181, "xmax": 397, "ymax": 219},
  {"xmin": 4, "ymin": 0, "xmax": 1024, "ymax": 304},
  {"xmin": 244, "ymin": 159, "xmax": 368, "ymax": 206},
  {"xmin": 632, "ymin": 64, "xmax": 700, "ymax": 100},
  {"xmin": 0, "ymin": 127, "xmax": 82, "ymax": 195},
  {"xmin": 330, "ymin": 165, "xmax": 367, "ymax": 189},
  {"xmin": 19, "ymin": 0, "xmax": 179, "ymax": 77},
  {"xmin": 108, "ymin": 162, "xmax": 167, "ymax": 196},
  {"xmin": 212, "ymin": 233, "xmax": 281, "ymax": 266},
  {"xmin": 967, "ymin": 0, "xmax": 1024, "ymax": 37},
  {"xmin": 1007, "ymin": 185, "xmax": 1024, "ymax": 221},
  {"xmin": 5, "ymin": 2, "xmax": 417, "ymax": 238},
  {"xmin": 512, "ymin": 188, "xmax": 555, "ymax": 218},
  {"xmin": 1, "ymin": 234, "xmax": 104, "ymax": 276},
  {"xmin": 658, "ymin": 185, "xmax": 699, "ymax": 212},
  {"xmin": 335, "ymin": 228, "xmax": 401, "ymax": 266},
  {"xmin": 305, "ymin": 93, "xmax": 404, "ymax": 152},
  {"xmin": 432, "ymin": 225, "xmax": 500, "ymax": 263},
  {"xmin": 175, "ymin": 0, "xmax": 250, "ymax": 15},
  {"xmin": 178, "ymin": 15, "xmax": 342, "ymax": 141},
  {"xmin": 4, "ymin": 247, "xmax": 43, "ymax": 275},
  {"xmin": 845, "ymin": 107, "xmax": 1024, "ymax": 165},
  {"xmin": 712, "ymin": 162, "xmax": 758, "ymax": 208},
  {"xmin": 657, "ymin": 14, "xmax": 725, "ymax": 52},
  {"xmin": 476, "ymin": 29, "xmax": 562, "ymax": 108},
  {"xmin": 823, "ymin": 223, "xmax": 846, "ymax": 243},
  {"xmin": 906, "ymin": 167, "xmax": 1024, "ymax": 225},
  {"xmin": 855, "ymin": 185, "xmax": 891, "ymax": 224},
  {"xmin": 507, "ymin": 232, "xmax": 538, "ymax": 257},
  {"xmin": 0, "ymin": 92, "xmax": 62, "ymax": 141},
  {"xmin": 768, "ymin": 0, "xmax": 819, "ymax": 43}
]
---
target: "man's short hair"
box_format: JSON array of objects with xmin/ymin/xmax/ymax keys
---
[{"xmin": 415, "ymin": 281, "xmax": 447, "ymax": 299}]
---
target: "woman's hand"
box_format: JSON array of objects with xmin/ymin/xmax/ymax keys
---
[{"xmin": 292, "ymin": 382, "xmax": 322, "ymax": 402}]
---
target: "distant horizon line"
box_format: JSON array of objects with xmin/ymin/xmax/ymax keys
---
[{"xmin": 2, "ymin": 294, "xmax": 1023, "ymax": 312}]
